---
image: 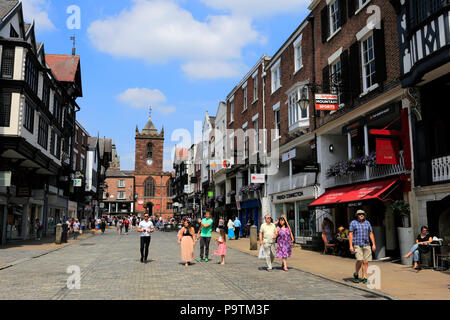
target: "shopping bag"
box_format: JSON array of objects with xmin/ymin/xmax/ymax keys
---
[{"xmin": 258, "ymin": 246, "xmax": 266, "ymax": 259}]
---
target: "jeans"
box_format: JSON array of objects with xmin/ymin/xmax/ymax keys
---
[
  {"xmin": 199, "ymin": 237, "xmax": 211, "ymax": 259},
  {"xmin": 263, "ymin": 243, "xmax": 276, "ymax": 270},
  {"xmin": 140, "ymin": 236, "xmax": 151, "ymax": 260},
  {"xmin": 409, "ymin": 244, "xmax": 420, "ymax": 262}
]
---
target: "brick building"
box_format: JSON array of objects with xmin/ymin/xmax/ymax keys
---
[
  {"xmin": 103, "ymin": 169, "xmax": 135, "ymax": 216},
  {"xmin": 134, "ymin": 114, "xmax": 173, "ymax": 219}
]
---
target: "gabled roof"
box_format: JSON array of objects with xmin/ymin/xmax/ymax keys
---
[
  {"xmin": 0, "ymin": 0, "xmax": 19, "ymax": 20},
  {"xmin": 45, "ymin": 54, "xmax": 80, "ymax": 82}
]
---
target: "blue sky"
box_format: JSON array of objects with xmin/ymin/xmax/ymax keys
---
[{"xmin": 23, "ymin": 0, "xmax": 310, "ymax": 171}]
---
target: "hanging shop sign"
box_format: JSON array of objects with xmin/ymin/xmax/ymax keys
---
[
  {"xmin": 315, "ymin": 94, "xmax": 339, "ymax": 111},
  {"xmin": 184, "ymin": 185, "xmax": 191, "ymax": 194},
  {"xmin": 251, "ymin": 174, "xmax": 265, "ymax": 184},
  {"xmin": 138, "ymin": 200, "xmax": 144, "ymax": 205},
  {"xmin": 376, "ymin": 138, "xmax": 399, "ymax": 165},
  {"xmin": 208, "ymin": 191, "xmax": 214, "ymax": 198},
  {"xmin": 282, "ymin": 149, "xmax": 296, "ymax": 163},
  {"xmin": 73, "ymin": 178, "xmax": 82, "ymax": 187}
]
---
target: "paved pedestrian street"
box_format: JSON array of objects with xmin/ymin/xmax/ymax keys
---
[{"xmin": 0, "ymin": 230, "xmax": 386, "ymax": 300}]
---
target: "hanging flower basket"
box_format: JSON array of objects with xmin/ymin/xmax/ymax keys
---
[{"xmin": 327, "ymin": 152, "xmax": 378, "ymax": 178}]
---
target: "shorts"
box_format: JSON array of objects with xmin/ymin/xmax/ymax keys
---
[{"xmin": 354, "ymin": 245, "xmax": 372, "ymax": 261}]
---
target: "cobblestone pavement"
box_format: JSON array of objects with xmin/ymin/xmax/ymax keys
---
[{"xmin": 0, "ymin": 230, "xmax": 386, "ymax": 300}]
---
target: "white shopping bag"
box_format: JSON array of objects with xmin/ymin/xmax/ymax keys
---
[{"xmin": 258, "ymin": 246, "xmax": 266, "ymax": 259}]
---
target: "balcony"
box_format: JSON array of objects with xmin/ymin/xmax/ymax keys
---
[
  {"xmin": 325, "ymin": 151, "xmax": 408, "ymax": 188},
  {"xmin": 268, "ymin": 172, "xmax": 316, "ymax": 195},
  {"xmin": 432, "ymin": 155, "xmax": 450, "ymax": 183}
]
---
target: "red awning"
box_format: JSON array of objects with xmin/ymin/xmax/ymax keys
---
[{"xmin": 309, "ymin": 178, "xmax": 399, "ymax": 207}]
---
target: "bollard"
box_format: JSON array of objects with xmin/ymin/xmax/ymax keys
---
[
  {"xmin": 250, "ymin": 225, "xmax": 258, "ymax": 250},
  {"xmin": 55, "ymin": 224, "xmax": 62, "ymax": 244}
]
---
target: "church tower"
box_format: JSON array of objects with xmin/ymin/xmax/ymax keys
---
[{"xmin": 134, "ymin": 110, "xmax": 173, "ymax": 218}]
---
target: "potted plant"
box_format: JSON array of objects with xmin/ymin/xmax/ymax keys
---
[{"xmin": 391, "ymin": 200, "xmax": 414, "ymax": 265}]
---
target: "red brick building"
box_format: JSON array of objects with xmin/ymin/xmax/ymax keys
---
[{"xmin": 134, "ymin": 115, "xmax": 173, "ymax": 219}]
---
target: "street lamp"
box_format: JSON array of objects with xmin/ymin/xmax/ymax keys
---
[{"xmin": 298, "ymin": 86, "xmax": 309, "ymax": 113}]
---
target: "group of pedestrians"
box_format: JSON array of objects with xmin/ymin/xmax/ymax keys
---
[{"xmin": 115, "ymin": 215, "xmax": 139, "ymax": 235}]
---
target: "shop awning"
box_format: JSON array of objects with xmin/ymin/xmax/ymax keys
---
[{"xmin": 309, "ymin": 178, "xmax": 399, "ymax": 207}]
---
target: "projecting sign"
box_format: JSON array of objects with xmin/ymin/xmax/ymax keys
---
[
  {"xmin": 315, "ymin": 94, "xmax": 339, "ymax": 111},
  {"xmin": 184, "ymin": 185, "xmax": 191, "ymax": 193},
  {"xmin": 208, "ymin": 191, "xmax": 214, "ymax": 198},
  {"xmin": 251, "ymin": 174, "xmax": 265, "ymax": 184},
  {"xmin": 282, "ymin": 149, "xmax": 296, "ymax": 163},
  {"xmin": 73, "ymin": 179, "xmax": 82, "ymax": 187}
]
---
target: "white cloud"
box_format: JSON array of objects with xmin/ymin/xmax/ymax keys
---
[
  {"xmin": 21, "ymin": 0, "xmax": 55, "ymax": 32},
  {"xmin": 88, "ymin": 0, "xmax": 262, "ymax": 79},
  {"xmin": 117, "ymin": 88, "xmax": 175, "ymax": 115},
  {"xmin": 182, "ymin": 60, "xmax": 247, "ymax": 80},
  {"xmin": 117, "ymin": 88, "xmax": 166, "ymax": 108},
  {"xmin": 200, "ymin": 0, "xmax": 310, "ymax": 18}
]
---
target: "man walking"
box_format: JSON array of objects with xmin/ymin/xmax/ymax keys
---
[
  {"xmin": 137, "ymin": 214, "xmax": 154, "ymax": 263},
  {"xmin": 73, "ymin": 219, "xmax": 80, "ymax": 240},
  {"xmin": 349, "ymin": 210, "xmax": 376, "ymax": 284},
  {"xmin": 259, "ymin": 214, "xmax": 277, "ymax": 271},
  {"xmin": 197, "ymin": 210, "xmax": 213, "ymax": 262},
  {"xmin": 234, "ymin": 217, "xmax": 241, "ymax": 240}
]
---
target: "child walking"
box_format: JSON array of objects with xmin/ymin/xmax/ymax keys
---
[{"xmin": 214, "ymin": 228, "xmax": 227, "ymax": 265}]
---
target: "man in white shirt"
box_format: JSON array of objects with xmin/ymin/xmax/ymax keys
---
[
  {"xmin": 259, "ymin": 214, "xmax": 277, "ymax": 271},
  {"xmin": 137, "ymin": 214, "xmax": 154, "ymax": 263}
]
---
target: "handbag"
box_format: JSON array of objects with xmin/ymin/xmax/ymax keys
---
[{"xmin": 258, "ymin": 246, "xmax": 266, "ymax": 259}]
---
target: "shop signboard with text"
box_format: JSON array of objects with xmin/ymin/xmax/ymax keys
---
[
  {"xmin": 315, "ymin": 94, "xmax": 338, "ymax": 111},
  {"xmin": 376, "ymin": 138, "xmax": 399, "ymax": 165}
]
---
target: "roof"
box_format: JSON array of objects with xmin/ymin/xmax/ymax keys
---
[
  {"xmin": 105, "ymin": 169, "xmax": 134, "ymax": 178},
  {"xmin": 174, "ymin": 148, "xmax": 189, "ymax": 162},
  {"xmin": 87, "ymin": 137, "xmax": 98, "ymax": 150},
  {"xmin": 0, "ymin": 0, "xmax": 18, "ymax": 20},
  {"xmin": 45, "ymin": 54, "xmax": 80, "ymax": 82}
]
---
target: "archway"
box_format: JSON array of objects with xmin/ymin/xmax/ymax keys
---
[{"xmin": 145, "ymin": 202, "xmax": 154, "ymax": 216}]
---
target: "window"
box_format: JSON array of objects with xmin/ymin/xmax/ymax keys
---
[
  {"xmin": 167, "ymin": 180, "xmax": 172, "ymax": 197},
  {"xmin": 50, "ymin": 130, "xmax": 56, "ymax": 156},
  {"xmin": 80, "ymin": 156, "xmax": 84, "ymax": 171},
  {"xmin": 42, "ymin": 79, "xmax": 50, "ymax": 109},
  {"xmin": 271, "ymin": 62, "xmax": 281, "ymax": 93},
  {"xmin": 230, "ymin": 100, "xmax": 234, "ymax": 123},
  {"xmin": 118, "ymin": 191, "xmax": 126, "ymax": 200},
  {"xmin": 25, "ymin": 55, "xmax": 38, "ymax": 94},
  {"xmin": 329, "ymin": 0, "xmax": 340, "ymax": 35},
  {"xmin": 167, "ymin": 203, "xmax": 173, "ymax": 210},
  {"xmin": 331, "ymin": 60, "xmax": 342, "ymax": 106},
  {"xmin": 10, "ymin": 25, "xmax": 19, "ymax": 38},
  {"xmin": 294, "ymin": 36, "xmax": 303, "ymax": 73},
  {"xmin": 118, "ymin": 180, "xmax": 126, "ymax": 188},
  {"xmin": 53, "ymin": 97, "xmax": 62, "ymax": 125},
  {"xmin": 274, "ymin": 109, "xmax": 281, "ymax": 136},
  {"xmin": 0, "ymin": 92, "xmax": 11, "ymax": 127},
  {"xmin": 23, "ymin": 100, "xmax": 34, "ymax": 133},
  {"xmin": 38, "ymin": 117, "xmax": 49, "ymax": 149},
  {"xmin": 56, "ymin": 135, "xmax": 61, "ymax": 160},
  {"xmin": 72, "ymin": 153, "xmax": 77, "ymax": 171},
  {"xmin": 361, "ymin": 34, "xmax": 376, "ymax": 91},
  {"xmin": 1, "ymin": 46, "xmax": 15, "ymax": 79},
  {"xmin": 147, "ymin": 143, "xmax": 153, "ymax": 159},
  {"xmin": 243, "ymin": 86, "xmax": 248, "ymax": 111},
  {"xmin": 144, "ymin": 178, "xmax": 155, "ymax": 197},
  {"xmin": 253, "ymin": 76, "xmax": 258, "ymax": 102},
  {"xmin": 253, "ymin": 119, "xmax": 259, "ymax": 153},
  {"xmin": 288, "ymin": 87, "xmax": 309, "ymax": 128}
]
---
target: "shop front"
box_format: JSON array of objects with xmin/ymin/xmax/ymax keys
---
[
  {"xmin": 309, "ymin": 177, "xmax": 407, "ymax": 258},
  {"xmin": 239, "ymin": 199, "xmax": 261, "ymax": 230},
  {"xmin": 6, "ymin": 200, "xmax": 26, "ymax": 241},
  {"xmin": 271, "ymin": 186, "xmax": 316, "ymax": 245},
  {"xmin": 48, "ymin": 195, "xmax": 68, "ymax": 235}
]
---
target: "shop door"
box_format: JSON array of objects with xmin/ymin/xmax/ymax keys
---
[{"xmin": 285, "ymin": 203, "xmax": 295, "ymax": 236}]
